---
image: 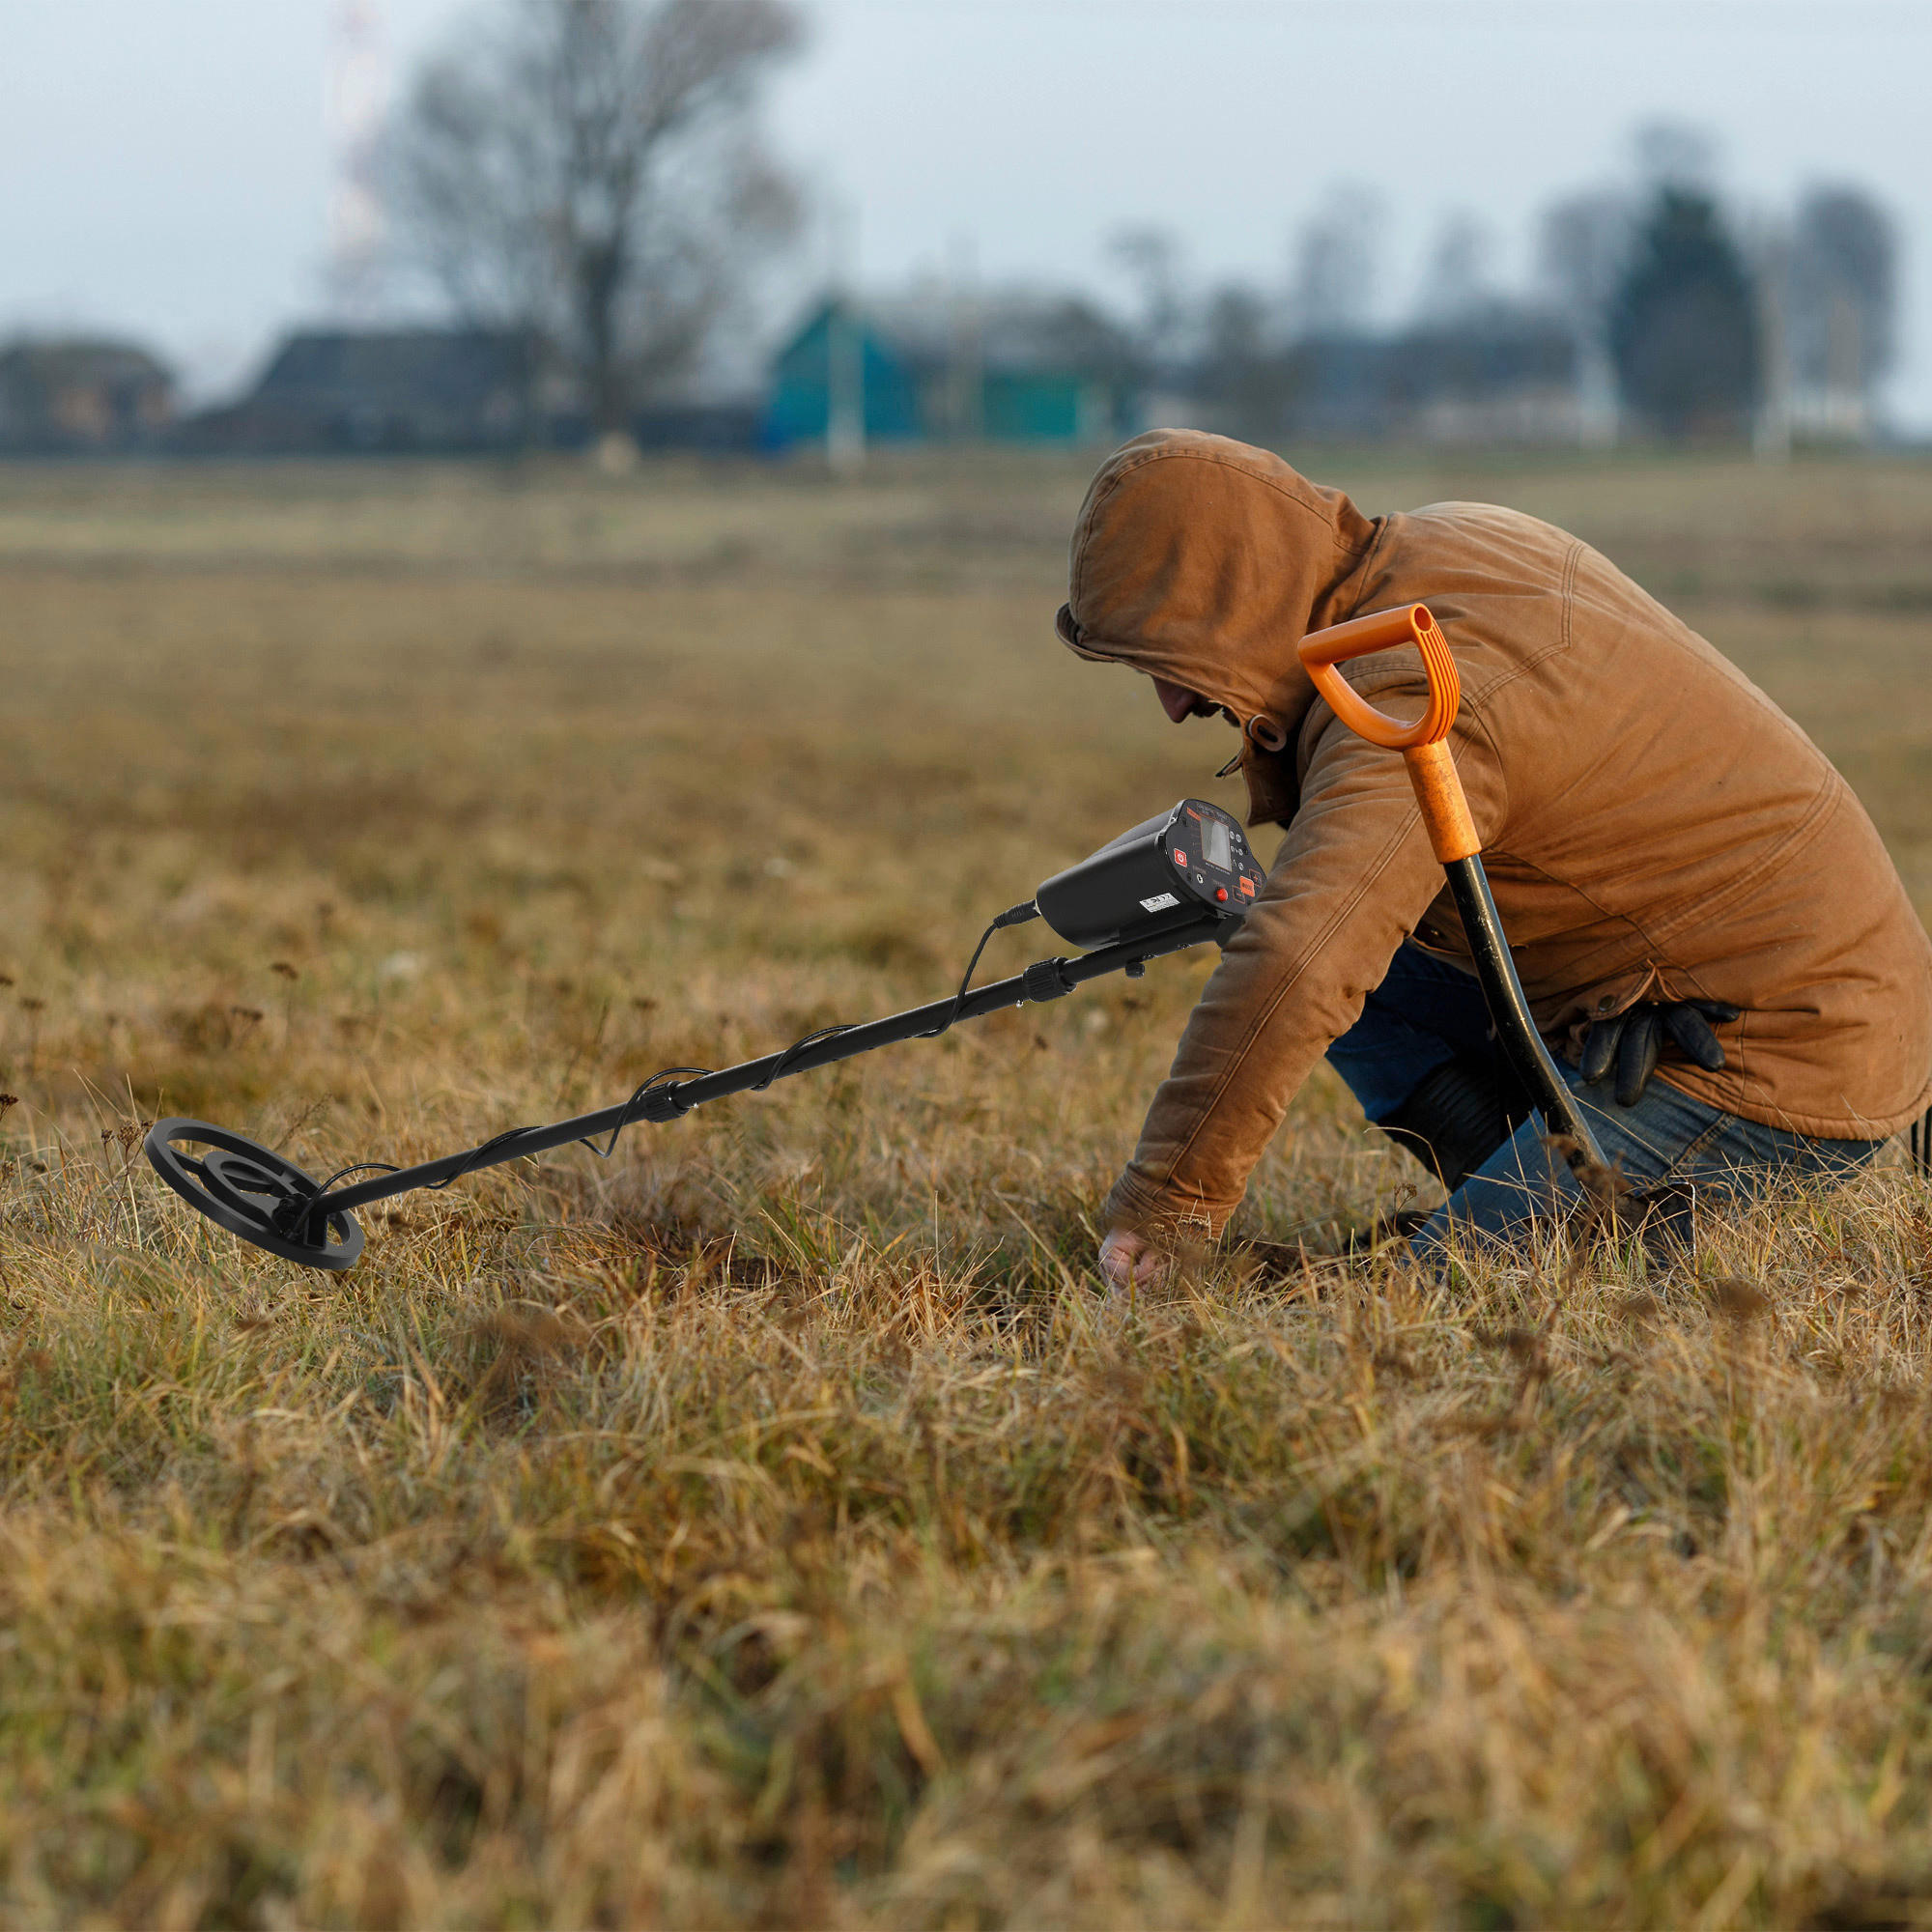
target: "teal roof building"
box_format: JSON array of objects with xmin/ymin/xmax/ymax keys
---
[{"xmin": 763, "ymin": 293, "xmax": 1135, "ymax": 450}]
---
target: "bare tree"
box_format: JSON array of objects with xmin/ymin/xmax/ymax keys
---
[
  {"xmin": 1538, "ymin": 191, "xmax": 1632, "ymax": 330},
  {"xmin": 1194, "ymin": 282, "xmax": 1296, "ymax": 441},
  {"xmin": 391, "ymin": 0, "xmax": 803, "ymax": 439},
  {"xmin": 1537, "ymin": 189, "xmax": 1633, "ymax": 445},
  {"xmin": 1415, "ymin": 209, "xmax": 1496, "ymax": 323},
  {"xmin": 1107, "ymin": 225, "xmax": 1190, "ymax": 378}
]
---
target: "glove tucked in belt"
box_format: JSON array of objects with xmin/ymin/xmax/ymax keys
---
[{"xmin": 1581, "ymin": 999, "xmax": 1741, "ymax": 1106}]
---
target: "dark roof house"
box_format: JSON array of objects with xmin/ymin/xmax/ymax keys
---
[
  {"xmin": 184, "ymin": 329, "xmax": 535, "ymax": 453},
  {"xmin": 0, "ymin": 338, "xmax": 176, "ymax": 453}
]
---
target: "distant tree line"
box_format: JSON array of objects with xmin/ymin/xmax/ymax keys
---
[{"xmin": 1111, "ymin": 124, "xmax": 1900, "ymax": 447}]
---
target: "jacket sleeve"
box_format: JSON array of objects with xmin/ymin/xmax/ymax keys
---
[{"xmin": 1103, "ymin": 709, "xmax": 1506, "ymax": 1238}]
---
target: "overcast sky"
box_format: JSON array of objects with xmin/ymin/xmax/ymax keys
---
[{"xmin": 5, "ymin": 0, "xmax": 1932, "ymax": 422}]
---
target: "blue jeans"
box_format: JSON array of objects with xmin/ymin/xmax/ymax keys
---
[{"xmin": 1326, "ymin": 945, "xmax": 1883, "ymax": 1255}]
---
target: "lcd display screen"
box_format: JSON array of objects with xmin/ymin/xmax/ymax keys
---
[{"xmin": 1201, "ymin": 817, "xmax": 1233, "ymax": 871}]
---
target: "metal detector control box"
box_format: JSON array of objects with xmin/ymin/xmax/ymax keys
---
[{"xmin": 1035, "ymin": 798, "xmax": 1264, "ymax": 951}]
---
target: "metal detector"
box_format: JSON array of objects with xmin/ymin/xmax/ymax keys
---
[{"xmin": 146, "ymin": 801, "xmax": 1264, "ymax": 1271}]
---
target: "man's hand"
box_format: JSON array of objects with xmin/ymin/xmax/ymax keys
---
[{"xmin": 1098, "ymin": 1228, "xmax": 1169, "ymax": 1295}]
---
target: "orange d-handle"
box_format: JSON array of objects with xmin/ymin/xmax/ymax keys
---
[{"xmin": 1296, "ymin": 604, "xmax": 1478, "ymax": 865}]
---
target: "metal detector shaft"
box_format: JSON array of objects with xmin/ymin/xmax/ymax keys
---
[{"xmin": 317, "ymin": 912, "xmax": 1230, "ymax": 1217}]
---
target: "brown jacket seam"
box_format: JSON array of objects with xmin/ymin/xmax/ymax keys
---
[
  {"xmin": 1344, "ymin": 533, "xmax": 1581, "ymax": 717},
  {"xmin": 1483, "ymin": 846, "xmax": 1622, "ymax": 931},
  {"xmin": 1476, "ymin": 836, "xmax": 1690, "ymax": 987},
  {"xmin": 1307, "ymin": 672, "xmax": 1516, "ymax": 836},
  {"xmin": 1334, "ymin": 544, "xmax": 1577, "ymax": 766},
  {"xmin": 1641, "ymin": 771, "xmax": 1841, "ymax": 950},
  {"xmin": 1454, "ymin": 549, "xmax": 1583, "ymax": 709},
  {"xmin": 1334, "ymin": 516, "xmax": 1392, "ymax": 623},
  {"xmin": 1457, "ymin": 696, "xmax": 1513, "ymax": 839},
  {"xmin": 1642, "ymin": 781, "xmax": 1837, "ymax": 1100}
]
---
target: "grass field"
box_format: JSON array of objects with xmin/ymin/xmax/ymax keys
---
[{"xmin": 1, "ymin": 445, "xmax": 1931, "ymax": 1926}]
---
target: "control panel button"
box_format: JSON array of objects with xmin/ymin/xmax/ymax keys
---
[
  {"xmin": 1215, "ymin": 886, "xmax": 1229, "ymax": 902},
  {"xmin": 1172, "ymin": 848, "xmax": 1186, "ymax": 867}
]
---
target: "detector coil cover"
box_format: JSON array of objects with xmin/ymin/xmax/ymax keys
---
[{"xmin": 146, "ymin": 1119, "xmax": 365, "ymax": 1270}]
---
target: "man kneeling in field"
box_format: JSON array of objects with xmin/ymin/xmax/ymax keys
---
[{"xmin": 1060, "ymin": 431, "xmax": 1932, "ymax": 1287}]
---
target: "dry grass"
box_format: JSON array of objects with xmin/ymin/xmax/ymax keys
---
[{"xmin": 1, "ymin": 447, "xmax": 1930, "ymax": 1927}]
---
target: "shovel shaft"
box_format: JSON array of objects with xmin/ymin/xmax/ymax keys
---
[{"xmin": 1442, "ymin": 855, "xmax": 1606, "ymax": 1170}]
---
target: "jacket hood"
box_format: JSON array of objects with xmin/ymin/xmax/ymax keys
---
[{"xmin": 1057, "ymin": 429, "xmax": 1380, "ymax": 821}]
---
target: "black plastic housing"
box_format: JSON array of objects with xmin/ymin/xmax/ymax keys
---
[{"xmin": 1035, "ymin": 798, "xmax": 1264, "ymax": 950}]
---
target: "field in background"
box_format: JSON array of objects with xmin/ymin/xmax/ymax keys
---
[{"xmin": 1, "ymin": 449, "xmax": 1931, "ymax": 1924}]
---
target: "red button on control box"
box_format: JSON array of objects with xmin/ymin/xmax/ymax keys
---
[
  {"xmin": 1172, "ymin": 848, "xmax": 1186, "ymax": 867},
  {"xmin": 1214, "ymin": 887, "xmax": 1229, "ymax": 902}
]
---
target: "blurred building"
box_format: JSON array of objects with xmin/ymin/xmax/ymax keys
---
[
  {"xmin": 181, "ymin": 328, "xmax": 535, "ymax": 453},
  {"xmin": 0, "ymin": 337, "xmax": 176, "ymax": 453},
  {"xmin": 1191, "ymin": 309, "xmax": 1581, "ymax": 448},
  {"xmin": 1369, "ymin": 311, "xmax": 1580, "ymax": 442},
  {"xmin": 763, "ymin": 291, "xmax": 1137, "ymax": 449}
]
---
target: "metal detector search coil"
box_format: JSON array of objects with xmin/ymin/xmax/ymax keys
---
[
  {"xmin": 145, "ymin": 798, "xmax": 1262, "ymax": 1273},
  {"xmin": 1036, "ymin": 799, "xmax": 1262, "ymax": 951}
]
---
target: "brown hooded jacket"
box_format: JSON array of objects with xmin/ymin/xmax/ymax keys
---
[{"xmin": 1059, "ymin": 430, "xmax": 1932, "ymax": 1240}]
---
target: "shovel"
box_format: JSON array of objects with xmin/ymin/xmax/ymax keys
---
[{"xmin": 1297, "ymin": 605, "xmax": 1690, "ymax": 1247}]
